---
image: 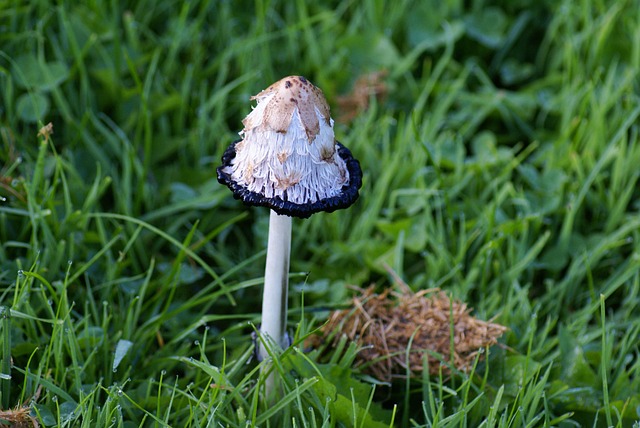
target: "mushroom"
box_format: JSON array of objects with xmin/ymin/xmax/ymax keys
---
[{"xmin": 217, "ymin": 75, "xmax": 362, "ymax": 391}]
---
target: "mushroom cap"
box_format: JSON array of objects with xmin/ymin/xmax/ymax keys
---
[{"xmin": 217, "ymin": 76, "xmax": 362, "ymax": 219}]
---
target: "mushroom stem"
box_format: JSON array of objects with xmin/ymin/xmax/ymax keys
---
[{"xmin": 259, "ymin": 210, "xmax": 292, "ymax": 394}]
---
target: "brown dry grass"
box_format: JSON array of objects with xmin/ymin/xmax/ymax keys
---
[
  {"xmin": 310, "ymin": 285, "xmax": 507, "ymax": 382},
  {"xmin": 336, "ymin": 70, "xmax": 388, "ymax": 124},
  {"xmin": 0, "ymin": 406, "xmax": 39, "ymax": 428}
]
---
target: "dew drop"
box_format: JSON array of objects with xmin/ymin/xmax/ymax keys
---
[
  {"xmin": 194, "ymin": 340, "xmax": 200, "ymax": 345},
  {"xmin": 117, "ymin": 389, "xmax": 123, "ymax": 397},
  {"xmin": 48, "ymin": 299, "xmax": 54, "ymax": 306},
  {"xmin": 68, "ymin": 260, "xmax": 73, "ymax": 266},
  {"xmin": 52, "ymin": 396, "xmax": 58, "ymax": 402},
  {"xmin": 161, "ymin": 370, "xmax": 167, "ymax": 376},
  {"xmin": 0, "ymin": 196, "xmax": 5, "ymax": 202},
  {"xmin": 112, "ymin": 368, "xmax": 118, "ymax": 373},
  {"xmin": 17, "ymin": 270, "xmax": 24, "ymax": 278}
]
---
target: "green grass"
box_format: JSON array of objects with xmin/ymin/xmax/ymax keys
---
[{"xmin": 1, "ymin": 0, "xmax": 640, "ymax": 426}]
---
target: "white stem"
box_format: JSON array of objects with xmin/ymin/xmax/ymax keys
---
[{"xmin": 259, "ymin": 210, "xmax": 292, "ymax": 361}]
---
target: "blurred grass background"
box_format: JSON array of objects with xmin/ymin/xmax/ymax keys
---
[{"xmin": 1, "ymin": 0, "xmax": 640, "ymax": 426}]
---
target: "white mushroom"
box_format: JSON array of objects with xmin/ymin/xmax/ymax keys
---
[{"xmin": 217, "ymin": 75, "xmax": 362, "ymax": 397}]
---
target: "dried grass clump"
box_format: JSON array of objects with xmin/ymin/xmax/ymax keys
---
[
  {"xmin": 336, "ymin": 70, "xmax": 388, "ymax": 124},
  {"xmin": 0, "ymin": 405, "xmax": 39, "ymax": 428},
  {"xmin": 311, "ymin": 286, "xmax": 507, "ymax": 383}
]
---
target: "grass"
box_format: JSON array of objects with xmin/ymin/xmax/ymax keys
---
[{"xmin": 1, "ymin": 0, "xmax": 640, "ymax": 426}]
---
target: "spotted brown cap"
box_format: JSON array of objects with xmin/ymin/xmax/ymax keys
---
[{"xmin": 217, "ymin": 76, "xmax": 362, "ymax": 219}]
